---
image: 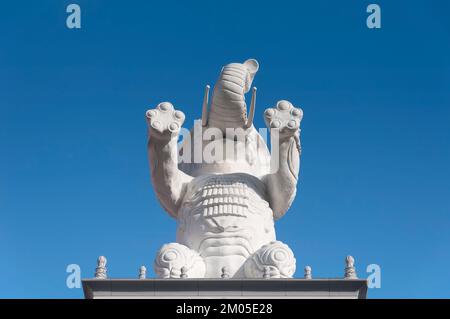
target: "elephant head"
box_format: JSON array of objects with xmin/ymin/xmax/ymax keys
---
[{"xmin": 179, "ymin": 59, "xmax": 270, "ymax": 178}]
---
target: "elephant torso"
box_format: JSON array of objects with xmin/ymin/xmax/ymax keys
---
[{"xmin": 176, "ymin": 173, "xmax": 276, "ymax": 277}]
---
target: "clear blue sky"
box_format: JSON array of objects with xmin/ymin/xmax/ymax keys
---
[{"xmin": 1, "ymin": 0, "xmax": 449, "ymax": 298}]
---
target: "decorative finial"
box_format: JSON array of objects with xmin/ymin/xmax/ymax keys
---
[
  {"xmin": 344, "ymin": 255, "xmax": 357, "ymax": 279},
  {"xmin": 221, "ymin": 266, "xmax": 230, "ymax": 279},
  {"xmin": 94, "ymin": 256, "xmax": 107, "ymax": 279},
  {"xmin": 304, "ymin": 265, "xmax": 312, "ymax": 279},
  {"xmin": 263, "ymin": 266, "xmax": 271, "ymax": 279},
  {"xmin": 139, "ymin": 265, "xmax": 147, "ymax": 279},
  {"xmin": 180, "ymin": 266, "xmax": 188, "ymax": 279}
]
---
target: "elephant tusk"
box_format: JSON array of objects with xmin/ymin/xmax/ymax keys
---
[
  {"xmin": 246, "ymin": 87, "xmax": 257, "ymax": 128},
  {"xmin": 201, "ymin": 84, "xmax": 210, "ymax": 127}
]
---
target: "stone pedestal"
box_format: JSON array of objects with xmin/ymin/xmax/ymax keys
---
[{"xmin": 82, "ymin": 278, "xmax": 368, "ymax": 299}]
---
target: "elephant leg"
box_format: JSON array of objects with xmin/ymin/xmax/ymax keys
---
[
  {"xmin": 146, "ymin": 102, "xmax": 193, "ymax": 218},
  {"xmin": 244, "ymin": 241, "xmax": 296, "ymax": 278},
  {"xmin": 154, "ymin": 243, "xmax": 206, "ymax": 278},
  {"xmin": 264, "ymin": 100, "xmax": 303, "ymax": 220}
]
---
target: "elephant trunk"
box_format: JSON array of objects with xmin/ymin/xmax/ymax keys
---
[{"xmin": 207, "ymin": 59, "xmax": 259, "ymax": 133}]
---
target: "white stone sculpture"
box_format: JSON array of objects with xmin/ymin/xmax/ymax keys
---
[
  {"xmin": 304, "ymin": 265, "xmax": 312, "ymax": 279},
  {"xmin": 344, "ymin": 255, "xmax": 358, "ymax": 279},
  {"xmin": 95, "ymin": 256, "xmax": 107, "ymax": 279},
  {"xmin": 139, "ymin": 265, "xmax": 147, "ymax": 279},
  {"xmin": 146, "ymin": 59, "xmax": 303, "ymax": 278}
]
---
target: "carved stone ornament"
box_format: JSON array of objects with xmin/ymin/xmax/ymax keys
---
[{"xmin": 146, "ymin": 59, "xmax": 303, "ymax": 278}]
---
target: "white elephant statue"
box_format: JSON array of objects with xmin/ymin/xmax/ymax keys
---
[{"xmin": 146, "ymin": 59, "xmax": 303, "ymax": 278}]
